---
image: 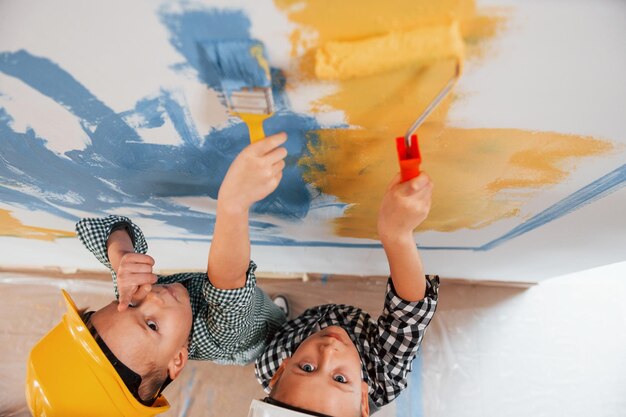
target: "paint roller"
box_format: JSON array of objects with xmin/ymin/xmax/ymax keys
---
[
  {"xmin": 315, "ymin": 21, "xmax": 464, "ymax": 81},
  {"xmin": 314, "ymin": 21, "xmax": 464, "ymax": 182},
  {"xmin": 397, "ymin": 61, "xmax": 460, "ymax": 182}
]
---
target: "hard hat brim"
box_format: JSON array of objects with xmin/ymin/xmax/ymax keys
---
[{"xmin": 25, "ymin": 290, "xmax": 170, "ymax": 417}]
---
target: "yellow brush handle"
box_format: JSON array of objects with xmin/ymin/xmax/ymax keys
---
[{"xmin": 240, "ymin": 113, "xmax": 272, "ymax": 143}]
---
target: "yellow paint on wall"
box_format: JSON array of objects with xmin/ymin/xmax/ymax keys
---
[
  {"xmin": 249, "ymin": 44, "xmax": 271, "ymax": 81},
  {"xmin": 302, "ymin": 128, "xmax": 613, "ymax": 238},
  {"xmin": 0, "ymin": 209, "xmax": 74, "ymax": 241},
  {"xmin": 315, "ymin": 59, "xmax": 459, "ymax": 134},
  {"xmin": 275, "ymin": 0, "xmax": 477, "ymax": 44},
  {"xmin": 276, "ymin": 0, "xmax": 504, "ymax": 74},
  {"xmin": 277, "ymin": 0, "xmax": 615, "ymax": 238}
]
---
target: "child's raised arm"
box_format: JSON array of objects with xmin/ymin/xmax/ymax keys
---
[
  {"xmin": 377, "ymin": 172, "xmax": 433, "ymax": 302},
  {"xmin": 76, "ymin": 216, "xmax": 157, "ymax": 311},
  {"xmin": 107, "ymin": 227, "xmax": 157, "ymax": 311},
  {"xmin": 207, "ymin": 133, "xmax": 288, "ymax": 289}
]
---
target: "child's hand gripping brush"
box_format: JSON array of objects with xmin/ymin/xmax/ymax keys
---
[
  {"xmin": 397, "ymin": 62, "xmax": 461, "ymax": 182},
  {"xmin": 200, "ymin": 39, "xmax": 274, "ymax": 143}
]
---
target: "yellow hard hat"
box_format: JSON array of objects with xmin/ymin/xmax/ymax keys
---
[{"xmin": 25, "ymin": 290, "xmax": 170, "ymax": 417}]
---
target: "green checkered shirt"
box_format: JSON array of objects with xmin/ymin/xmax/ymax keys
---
[{"xmin": 76, "ymin": 215, "xmax": 287, "ymax": 365}]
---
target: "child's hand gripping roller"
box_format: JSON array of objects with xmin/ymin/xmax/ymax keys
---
[{"xmin": 396, "ymin": 62, "xmax": 460, "ymax": 182}]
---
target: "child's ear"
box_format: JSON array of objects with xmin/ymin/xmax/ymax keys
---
[
  {"xmin": 268, "ymin": 358, "xmax": 290, "ymax": 391},
  {"xmin": 167, "ymin": 346, "xmax": 188, "ymax": 380},
  {"xmin": 360, "ymin": 381, "xmax": 370, "ymax": 417}
]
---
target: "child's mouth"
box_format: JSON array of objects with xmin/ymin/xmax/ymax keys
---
[
  {"xmin": 323, "ymin": 333, "xmax": 345, "ymax": 344},
  {"xmin": 164, "ymin": 285, "xmax": 179, "ymax": 302}
]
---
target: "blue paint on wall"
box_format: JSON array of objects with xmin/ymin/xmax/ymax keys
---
[
  {"xmin": 198, "ymin": 39, "xmax": 272, "ymax": 92},
  {"xmin": 0, "ymin": 50, "xmax": 117, "ymax": 126},
  {"xmin": 479, "ymin": 163, "xmax": 626, "ymax": 251},
  {"xmin": 160, "ymin": 8, "xmax": 252, "ymax": 89},
  {"xmin": 0, "ymin": 7, "xmax": 337, "ymax": 243}
]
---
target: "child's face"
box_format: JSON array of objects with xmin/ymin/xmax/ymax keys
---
[
  {"xmin": 271, "ymin": 325, "xmax": 368, "ymax": 417},
  {"xmin": 91, "ymin": 283, "xmax": 193, "ymax": 378}
]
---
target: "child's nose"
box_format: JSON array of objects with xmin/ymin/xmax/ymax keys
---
[
  {"xmin": 317, "ymin": 345, "xmax": 341, "ymax": 369},
  {"xmin": 145, "ymin": 289, "xmax": 165, "ymax": 305},
  {"xmin": 319, "ymin": 339, "xmax": 341, "ymax": 353}
]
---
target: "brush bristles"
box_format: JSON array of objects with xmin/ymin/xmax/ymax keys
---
[
  {"xmin": 200, "ymin": 39, "xmax": 271, "ymax": 88},
  {"xmin": 230, "ymin": 89, "xmax": 274, "ymax": 114},
  {"xmin": 199, "ymin": 39, "xmax": 275, "ymax": 114}
]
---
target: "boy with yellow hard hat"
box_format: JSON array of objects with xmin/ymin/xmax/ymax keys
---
[
  {"xmin": 26, "ymin": 134, "xmax": 290, "ymax": 416},
  {"xmin": 26, "ymin": 289, "xmax": 171, "ymax": 417}
]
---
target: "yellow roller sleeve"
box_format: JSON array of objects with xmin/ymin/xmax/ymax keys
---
[{"xmin": 315, "ymin": 21, "xmax": 464, "ymax": 80}]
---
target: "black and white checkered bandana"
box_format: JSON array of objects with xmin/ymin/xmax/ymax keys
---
[{"xmin": 255, "ymin": 276, "xmax": 439, "ymax": 409}]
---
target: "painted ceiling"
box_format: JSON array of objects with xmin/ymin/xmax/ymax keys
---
[{"xmin": 0, "ymin": 0, "xmax": 624, "ymax": 281}]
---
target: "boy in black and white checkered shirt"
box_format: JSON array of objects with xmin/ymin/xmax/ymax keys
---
[
  {"xmin": 254, "ymin": 171, "xmax": 439, "ymax": 417},
  {"xmin": 73, "ymin": 133, "xmax": 290, "ymax": 407}
]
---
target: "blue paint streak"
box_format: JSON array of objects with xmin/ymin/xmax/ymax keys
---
[
  {"xmin": 198, "ymin": 39, "xmax": 271, "ymax": 91},
  {"xmin": 150, "ymin": 237, "xmax": 383, "ymax": 248},
  {"xmin": 159, "ymin": 8, "xmax": 252, "ymax": 89},
  {"xmin": 0, "ymin": 8, "xmax": 326, "ymax": 241},
  {"xmin": 269, "ymin": 68, "xmax": 290, "ymax": 111},
  {"xmin": 396, "ymin": 354, "xmax": 424, "ymax": 417},
  {"xmin": 0, "ymin": 50, "xmax": 116, "ymax": 126},
  {"xmin": 121, "ymin": 97, "xmax": 165, "ymax": 129},
  {"xmin": 480, "ymin": 163, "xmax": 626, "ymax": 250},
  {"xmin": 159, "ymin": 89, "xmax": 203, "ymax": 148}
]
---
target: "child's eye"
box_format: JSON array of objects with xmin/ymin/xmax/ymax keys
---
[
  {"xmin": 333, "ymin": 374, "xmax": 348, "ymax": 383},
  {"xmin": 333, "ymin": 374, "xmax": 348, "ymax": 384},
  {"xmin": 300, "ymin": 363, "xmax": 315, "ymax": 372},
  {"xmin": 128, "ymin": 302, "xmax": 136, "ymax": 308},
  {"xmin": 146, "ymin": 319, "xmax": 158, "ymax": 331}
]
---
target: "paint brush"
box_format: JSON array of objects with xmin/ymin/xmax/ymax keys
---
[
  {"xmin": 397, "ymin": 61, "xmax": 461, "ymax": 182},
  {"xmin": 199, "ymin": 39, "xmax": 274, "ymax": 143}
]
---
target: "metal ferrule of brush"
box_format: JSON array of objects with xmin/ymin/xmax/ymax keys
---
[{"xmin": 230, "ymin": 88, "xmax": 274, "ymax": 115}]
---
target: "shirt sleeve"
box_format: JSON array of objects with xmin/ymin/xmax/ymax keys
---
[
  {"xmin": 371, "ymin": 275, "xmax": 439, "ymax": 405},
  {"xmin": 75, "ymin": 215, "xmax": 148, "ymax": 298},
  {"xmin": 202, "ymin": 260, "xmax": 260, "ymax": 329}
]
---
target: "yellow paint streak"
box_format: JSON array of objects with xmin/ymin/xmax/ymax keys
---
[
  {"xmin": 249, "ymin": 44, "xmax": 271, "ymax": 81},
  {"xmin": 275, "ymin": 0, "xmax": 477, "ymax": 44},
  {"xmin": 0, "ymin": 209, "xmax": 75, "ymax": 241},
  {"xmin": 277, "ymin": 0, "xmax": 614, "ymax": 239},
  {"xmin": 302, "ymin": 128, "xmax": 613, "ymax": 238},
  {"xmin": 316, "ymin": 59, "xmax": 459, "ymax": 134},
  {"xmin": 461, "ymin": 10, "xmax": 509, "ymax": 60}
]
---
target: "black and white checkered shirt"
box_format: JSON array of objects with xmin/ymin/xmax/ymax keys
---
[
  {"xmin": 255, "ymin": 276, "xmax": 439, "ymax": 409},
  {"xmin": 76, "ymin": 215, "xmax": 286, "ymax": 364}
]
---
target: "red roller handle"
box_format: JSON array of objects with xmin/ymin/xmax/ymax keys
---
[{"xmin": 396, "ymin": 134, "xmax": 421, "ymax": 182}]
